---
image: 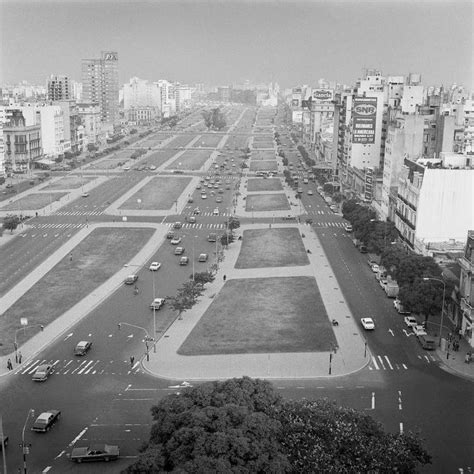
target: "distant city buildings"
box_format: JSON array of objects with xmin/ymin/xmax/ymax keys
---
[{"xmin": 47, "ymin": 75, "xmax": 72, "ymax": 101}]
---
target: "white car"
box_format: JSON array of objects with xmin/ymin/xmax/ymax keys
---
[
  {"xmin": 394, "ymin": 298, "xmax": 411, "ymax": 315},
  {"xmin": 149, "ymin": 298, "xmax": 165, "ymax": 310},
  {"xmin": 307, "ymin": 190, "xmax": 313, "ymax": 195},
  {"xmin": 81, "ymin": 192, "xmax": 89, "ymax": 198},
  {"xmin": 149, "ymin": 262, "xmax": 161, "ymax": 271},
  {"xmin": 370, "ymin": 263, "xmax": 380, "ymax": 273},
  {"xmin": 213, "ymin": 208, "xmax": 219, "ymax": 215},
  {"xmin": 412, "ymin": 324, "xmax": 427, "ymax": 336},
  {"xmin": 404, "ymin": 316, "xmax": 418, "ymax": 327},
  {"xmin": 361, "ymin": 318, "xmax": 375, "ymax": 330},
  {"xmin": 170, "ymin": 237, "xmax": 182, "ymax": 245}
]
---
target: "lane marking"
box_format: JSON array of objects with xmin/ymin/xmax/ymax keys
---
[
  {"xmin": 371, "ymin": 392, "xmax": 375, "ymax": 410},
  {"xmin": 69, "ymin": 427, "xmax": 88, "ymax": 447},
  {"xmin": 384, "ymin": 356, "xmax": 393, "ymax": 370}
]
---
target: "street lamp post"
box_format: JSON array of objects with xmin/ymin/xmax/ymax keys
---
[
  {"xmin": 423, "ymin": 277, "xmax": 446, "ymax": 347},
  {"xmin": 22, "ymin": 409, "xmax": 35, "ymax": 474},
  {"xmin": 152, "ymin": 272, "xmax": 157, "ymax": 353},
  {"xmin": 117, "ymin": 322, "xmax": 153, "ymax": 359}
]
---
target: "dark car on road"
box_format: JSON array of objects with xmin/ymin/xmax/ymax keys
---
[
  {"xmin": 70, "ymin": 444, "xmax": 120, "ymax": 463},
  {"xmin": 32, "ymin": 364, "xmax": 54, "ymax": 382},
  {"xmin": 74, "ymin": 341, "xmax": 92, "ymax": 356},
  {"xmin": 124, "ymin": 274, "xmax": 138, "ymax": 285},
  {"xmin": 32, "ymin": 410, "xmax": 61, "ymax": 432}
]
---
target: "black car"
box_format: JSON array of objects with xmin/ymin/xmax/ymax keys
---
[{"xmin": 71, "ymin": 444, "xmax": 120, "ymax": 463}]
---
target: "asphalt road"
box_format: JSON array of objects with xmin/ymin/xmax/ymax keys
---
[{"xmin": 0, "ymin": 106, "xmax": 473, "ymax": 473}]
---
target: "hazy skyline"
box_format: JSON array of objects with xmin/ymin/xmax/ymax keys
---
[{"xmin": 1, "ymin": 0, "xmax": 472, "ymax": 89}]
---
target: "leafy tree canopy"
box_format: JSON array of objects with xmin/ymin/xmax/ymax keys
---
[
  {"xmin": 3, "ymin": 214, "xmax": 21, "ymax": 233},
  {"xmin": 125, "ymin": 377, "xmax": 431, "ymax": 473}
]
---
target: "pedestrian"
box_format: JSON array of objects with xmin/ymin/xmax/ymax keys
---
[
  {"xmin": 15, "ymin": 352, "xmax": 18, "ymax": 363},
  {"xmin": 69, "ymin": 253, "xmax": 73, "ymax": 262},
  {"xmin": 7, "ymin": 359, "xmax": 13, "ymax": 371},
  {"xmin": 223, "ymin": 275, "xmax": 226, "ymax": 282},
  {"xmin": 18, "ymin": 351, "xmax": 22, "ymax": 364},
  {"xmin": 465, "ymin": 352, "xmax": 472, "ymax": 364},
  {"xmin": 130, "ymin": 355, "xmax": 135, "ymax": 367}
]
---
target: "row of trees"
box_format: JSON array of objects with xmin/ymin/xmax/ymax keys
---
[
  {"xmin": 342, "ymin": 199, "xmax": 450, "ymax": 321},
  {"xmin": 202, "ymin": 108, "xmax": 227, "ymax": 131},
  {"xmin": 124, "ymin": 377, "xmax": 431, "ymax": 472}
]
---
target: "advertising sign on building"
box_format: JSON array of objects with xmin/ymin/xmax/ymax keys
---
[
  {"xmin": 291, "ymin": 98, "xmax": 300, "ymax": 107},
  {"xmin": 102, "ymin": 51, "xmax": 118, "ymax": 61},
  {"xmin": 352, "ymin": 97, "xmax": 377, "ymax": 144},
  {"xmin": 364, "ymin": 167, "xmax": 374, "ymax": 201},
  {"xmin": 313, "ymin": 89, "xmax": 333, "ymax": 101}
]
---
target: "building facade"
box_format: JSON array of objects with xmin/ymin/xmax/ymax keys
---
[
  {"xmin": 459, "ymin": 231, "xmax": 474, "ymax": 348},
  {"xmin": 81, "ymin": 51, "xmax": 119, "ymax": 125},
  {"xmin": 47, "ymin": 75, "xmax": 72, "ymax": 101}
]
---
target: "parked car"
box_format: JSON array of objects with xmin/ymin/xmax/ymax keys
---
[
  {"xmin": 32, "ymin": 410, "xmax": 61, "ymax": 432},
  {"xmin": 404, "ymin": 316, "xmax": 418, "ymax": 327},
  {"xmin": 149, "ymin": 262, "xmax": 161, "ymax": 271},
  {"xmin": 124, "ymin": 274, "xmax": 138, "ymax": 285},
  {"xmin": 174, "ymin": 246, "xmax": 185, "ymax": 255},
  {"xmin": 149, "ymin": 298, "xmax": 165, "ymax": 310},
  {"xmin": 179, "ymin": 256, "xmax": 189, "ymax": 265},
  {"xmin": 70, "ymin": 444, "xmax": 120, "ymax": 463},
  {"xmin": 74, "ymin": 341, "xmax": 92, "ymax": 356},
  {"xmin": 170, "ymin": 237, "xmax": 182, "ymax": 245},
  {"xmin": 413, "ymin": 324, "xmax": 427, "ymax": 337},
  {"xmin": 418, "ymin": 334, "xmax": 436, "ymax": 350},
  {"xmin": 32, "ymin": 364, "xmax": 54, "ymax": 382},
  {"xmin": 394, "ymin": 298, "xmax": 411, "ymax": 315},
  {"xmin": 361, "ymin": 318, "xmax": 375, "ymax": 330},
  {"xmin": 198, "ymin": 253, "xmax": 208, "ymax": 262}
]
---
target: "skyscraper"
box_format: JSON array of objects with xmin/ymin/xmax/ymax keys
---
[{"xmin": 81, "ymin": 51, "xmax": 119, "ymax": 125}]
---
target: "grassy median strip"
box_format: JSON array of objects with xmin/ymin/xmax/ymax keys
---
[
  {"xmin": 0, "ymin": 227, "xmax": 154, "ymax": 356},
  {"xmin": 247, "ymin": 178, "xmax": 283, "ymax": 192},
  {"xmin": 0, "ymin": 192, "xmax": 68, "ymax": 211},
  {"xmin": 246, "ymin": 194, "xmax": 290, "ymax": 211},
  {"xmin": 235, "ymin": 228, "xmax": 309, "ymax": 269},
  {"xmin": 178, "ymin": 276, "xmax": 335, "ymax": 355},
  {"xmin": 119, "ymin": 176, "xmax": 191, "ymax": 210}
]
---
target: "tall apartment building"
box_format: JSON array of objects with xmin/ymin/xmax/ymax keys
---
[
  {"xmin": 123, "ymin": 77, "xmax": 161, "ymax": 110},
  {"xmin": 81, "ymin": 51, "xmax": 119, "ymax": 126},
  {"xmin": 47, "ymin": 75, "xmax": 71, "ymax": 101},
  {"xmin": 395, "ymin": 153, "xmax": 474, "ymax": 254},
  {"xmin": 77, "ymin": 102, "xmax": 101, "ymax": 145}
]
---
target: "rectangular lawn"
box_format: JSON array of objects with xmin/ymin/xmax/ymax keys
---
[
  {"xmin": 46, "ymin": 176, "xmax": 94, "ymax": 190},
  {"xmin": 178, "ymin": 276, "xmax": 336, "ymax": 355},
  {"xmin": 245, "ymin": 193, "xmax": 290, "ymax": 211},
  {"xmin": 146, "ymin": 149, "xmax": 181, "ymax": 167},
  {"xmin": 247, "ymin": 178, "xmax": 283, "ymax": 192},
  {"xmin": 0, "ymin": 192, "xmax": 68, "ymax": 211},
  {"xmin": 196, "ymin": 134, "xmax": 224, "ymax": 148},
  {"xmin": 0, "ymin": 227, "xmax": 154, "ymax": 356},
  {"xmin": 165, "ymin": 149, "xmax": 212, "ymax": 170},
  {"xmin": 166, "ymin": 134, "xmax": 197, "ymax": 148},
  {"xmin": 235, "ymin": 228, "xmax": 309, "ymax": 268},
  {"xmin": 119, "ymin": 176, "xmax": 191, "ymax": 210},
  {"xmin": 249, "ymin": 161, "xmax": 278, "ymax": 171}
]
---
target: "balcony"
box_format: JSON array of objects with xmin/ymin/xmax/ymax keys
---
[{"xmin": 460, "ymin": 297, "xmax": 474, "ymax": 318}]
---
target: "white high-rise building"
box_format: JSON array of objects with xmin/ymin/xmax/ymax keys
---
[{"xmin": 123, "ymin": 77, "xmax": 161, "ymax": 110}]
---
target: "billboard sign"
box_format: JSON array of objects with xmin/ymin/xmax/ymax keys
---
[
  {"xmin": 364, "ymin": 167, "xmax": 374, "ymax": 201},
  {"xmin": 102, "ymin": 51, "xmax": 118, "ymax": 61},
  {"xmin": 352, "ymin": 97, "xmax": 377, "ymax": 144},
  {"xmin": 313, "ymin": 89, "xmax": 333, "ymax": 101}
]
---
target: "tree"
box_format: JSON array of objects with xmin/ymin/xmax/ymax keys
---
[
  {"xmin": 276, "ymin": 398, "xmax": 431, "ymax": 473},
  {"xmin": 190, "ymin": 271, "xmax": 215, "ymax": 286},
  {"xmin": 167, "ymin": 281, "xmax": 204, "ymax": 319},
  {"xmin": 227, "ymin": 216, "xmax": 240, "ymax": 233},
  {"xmin": 3, "ymin": 214, "xmax": 20, "ymax": 233},
  {"xmin": 125, "ymin": 377, "xmax": 431, "ymax": 473},
  {"xmin": 221, "ymin": 231, "xmax": 234, "ymax": 248},
  {"xmin": 87, "ymin": 143, "xmax": 98, "ymax": 153}
]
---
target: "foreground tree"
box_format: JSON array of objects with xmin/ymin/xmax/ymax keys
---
[{"xmin": 124, "ymin": 378, "xmax": 431, "ymax": 473}]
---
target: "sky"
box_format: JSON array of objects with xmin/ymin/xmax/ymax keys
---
[{"xmin": 1, "ymin": 0, "xmax": 472, "ymax": 89}]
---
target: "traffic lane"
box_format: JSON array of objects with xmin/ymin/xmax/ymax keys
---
[
  {"xmin": 315, "ymin": 229, "xmax": 437, "ymax": 362},
  {"xmin": 0, "ymin": 371, "xmax": 128, "ymax": 473}
]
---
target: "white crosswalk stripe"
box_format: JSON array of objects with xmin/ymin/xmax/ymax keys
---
[
  {"xmin": 28, "ymin": 223, "xmax": 85, "ymax": 229},
  {"xmin": 14, "ymin": 359, "xmax": 142, "ymax": 376},
  {"xmin": 55, "ymin": 209, "xmax": 103, "ymax": 216},
  {"xmin": 368, "ymin": 353, "xmax": 436, "ymax": 371}
]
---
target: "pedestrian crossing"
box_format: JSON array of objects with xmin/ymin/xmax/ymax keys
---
[
  {"xmin": 169, "ymin": 222, "xmax": 228, "ymax": 230},
  {"xmin": 368, "ymin": 354, "xmax": 436, "ymax": 371},
  {"xmin": 27, "ymin": 223, "xmax": 85, "ymax": 230},
  {"xmin": 312, "ymin": 222, "xmax": 347, "ymax": 228},
  {"xmin": 54, "ymin": 209, "xmax": 104, "ymax": 216},
  {"xmin": 13, "ymin": 358, "xmax": 142, "ymax": 377}
]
